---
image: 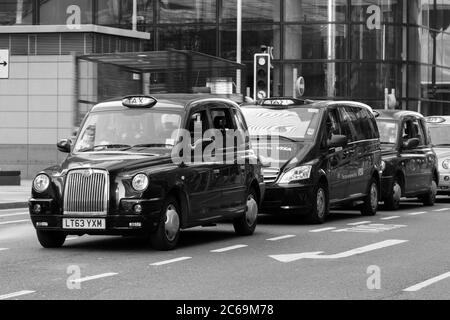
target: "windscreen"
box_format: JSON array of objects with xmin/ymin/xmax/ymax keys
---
[
  {"xmin": 376, "ymin": 120, "xmax": 398, "ymax": 145},
  {"xmin": 241, "ymin": 107, "xmax": 321, "ymax": 140},
  {"xmin": 73, "ymin": 109, "xmax": 182, "ymax": 153},
  {"xmin": 428, "ymin": 125, "xmax": 450, "ymax": 147}
]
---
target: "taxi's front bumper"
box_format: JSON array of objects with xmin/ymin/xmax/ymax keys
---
[
  {"xmin": 28, "ymin": 198, "xmax": 163, "ymax": 235},
  {"xmin": 438, "ymin": 173, "xmax": 450, "ymax": 194},
  {"xmin": 261, "ymin": 182, "xmax": 314, "ymax": 214}
]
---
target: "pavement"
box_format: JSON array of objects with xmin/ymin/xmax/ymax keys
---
[
  {"xmin": 0, "ymin": 197, "xmax": 449, "ymax": 300},
  {"xmin": 0, "ymin": 180, "xmax": 31, "ymax": 210}
]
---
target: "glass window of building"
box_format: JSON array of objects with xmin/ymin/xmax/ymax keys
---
[
  {"xmin": 351, "ymin": 0, "xmax": 404, "ymax": 24},
  {"xmin": 158, "ymin": 0, "xmax": 216, "ymax": 24},
  {"xmin": 220, "ymin": 0, "xmax": 280, "ymax": 23},
  {"xmin": 97, "ymin": 0, "xmax": 153, "ymax": 30},
  {"xmin": 39, "ymin": 0, "xmax": 92, "ymax": 25},
  {"xmin": 220, "ymin": 24, "xmax": 280, "ymax": 61},
  {"xmin": 157, "ymin": 26, "xmax": 216, "ymax": 56},
  {"xmin": 284, "ymin": 24, "xmax": 347, "ymax": 60},
  {"xmin": 0, "ymin": 0, "xmax": 34, "ymax": 25},
  {"xmin": 285, "ymin": 0, "xmax": 347, "ymax": 22},
  {"xmin": 350, "ymin": 24, "xmax": 403, "ymax": 60}
]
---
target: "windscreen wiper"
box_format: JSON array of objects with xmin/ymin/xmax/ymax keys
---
[{"xmin": 79, "ymin": 144, "xmax": 131, "ymax": 152}]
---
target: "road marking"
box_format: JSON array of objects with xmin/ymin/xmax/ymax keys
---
[
  {"xmin": 150, "ymin": 257, "xmax": 192, "ymax": 266},
  {"xmin": 381, "ymin": 216, "xmax": 401, "ymax": 220},
  {"xmin": 409, "ymin": 211, "xmax": 426, "ymax": 215},
  {"xmin": 0, "ymin": 212, "xmax": 28, "ymax": 218},
  {"xmin": 309, "ymin": 227, "xmax": 336, "ymax": 233},
  {"xmin": 347, "ymin": 221, "xmax": 371, "ymax": 226},
  {"xmin": 0, "ymin": 219, "xmax": 30, "ymax": 226},
  {"xmin": 269, "ymin": 239, "xmax": 408, "ymax": 263},
  {"xmin": 403, "ymin": 271, "xmax": 450, "ymax": 292},
  {"xmin": 266, "ymin": 235, "xmax": 296, "ymax": 241},
  {"xmin": 433, "ymin": 208, "xmax": 450, "ymax": 212},
  {"xmin": 69, "ymin": 272, "xmax": 118, "ymax": 284},
  {"xmin": 333, "ymin": 224, "xmax": 406, "ymax": 233},
  {"xmin": 211, "ymin": 244, "xmax": 248, "ymax": 253},
  {"xmin": 0, "ymin": 248, "xmax": 9, "ymax": 252},
  {"xmin": 0, "ymin": 290, "xmax": 35, "ymax": 300}
]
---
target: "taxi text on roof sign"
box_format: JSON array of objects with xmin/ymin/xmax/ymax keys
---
[
  {"xmin": 122, "ymin": 95, "xmax": 158, "ymax": 108},
  {"xmin": 425, "ymin": 116, "xmax": 446, "ymax": 124}
]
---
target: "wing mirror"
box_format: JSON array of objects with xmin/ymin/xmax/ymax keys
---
[
  {"xmin": 328, "ymin": 134, "xmax": 348, "ymax": 149},
  {"xmin": 402, "ymin": 138, "xmax": 420, "ymax": 150},
  {"xmin": 57, "ymin": 139, "xmax": 71, "ymax": 153}
]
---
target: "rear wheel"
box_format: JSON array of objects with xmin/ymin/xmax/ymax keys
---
[
  {"xmin": 307, "ymin": 183, "xmax": 328, "ymax": 224},
  {"xmin": 421, "ymin": 179, "xmax": 437, "ymax": 206},
  {"xmin": 150, "ymin": 196, "xmax": 181, "ymax": 250},
  {"xmin": 384, "ymin": 177, "xmax": 402, "ymax": 210},
  {"xmin": 233, "ymin": 188, "xmax": 258, "ymax": 236},
  {"xmin": 36, "ymin": 230, "xmax": 66, "ymax": 248},
  {"xmin": 361, "ymin": 178, "xmax": 379, "ymax": 216}
]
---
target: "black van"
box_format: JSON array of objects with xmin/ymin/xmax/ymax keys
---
[{"xmin": 241, "ymin": 98, "xmax": 382, "ymax": 224}]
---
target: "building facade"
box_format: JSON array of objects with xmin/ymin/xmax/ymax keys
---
[{"xmin": 0, "ymin": 0, "xmax": 449, "ymax": 178}]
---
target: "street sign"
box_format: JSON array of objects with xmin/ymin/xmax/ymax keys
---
[
  {"xmin": 0, "ymin": 49, "xmax": 10, "ymax": 79},
  {"xmin": 295, "ymin": 76, "xmax": 305, "ymax": 97}
]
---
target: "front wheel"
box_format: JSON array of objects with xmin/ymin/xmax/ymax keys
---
[
  {"xmin": 361, "ymin": 178, "xmax": 379, "ymax": 216},
  {"xmin": 36, "ymin": 230, "xmax": 66, "ymax": 248},
  {"xmin": 421, "ymin": 179, "xmax": 437, "ymax": 206},
  {"xmin": 150, "ymin": 196, "xmax": 181, "ymax": 250},
  {"xmin": 233, "ymin": 188, "xmax": 258, "ymax": 236},
  {"xmin": 307, "ymin": 183, "xmax": 329, "ymax": 224}
]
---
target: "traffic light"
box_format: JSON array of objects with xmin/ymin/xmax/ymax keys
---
[{"xmin": 253, "ymin": 53, "xmax": 271, "ymax": 100}]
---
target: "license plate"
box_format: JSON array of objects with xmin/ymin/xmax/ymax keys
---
[{"xmin": 63, "ymin": 218, "xmax": 105, "ymax": 230}]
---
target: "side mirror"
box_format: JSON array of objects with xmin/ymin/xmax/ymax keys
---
[
  {"xmin": 328, "ymin": 134, "xmax": 348, "ymax": 149},
  {"xmin": 57, "ymin": 139, "xmax": 71, "ymax": 153},
  {"xmin": 403, "ymin": 138, "xmax": 420, "ymax": 150}
]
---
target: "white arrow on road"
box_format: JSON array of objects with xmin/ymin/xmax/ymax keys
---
[{"xmin": 269, "ymin": 239, "xmax": 408, "ymax": 263}]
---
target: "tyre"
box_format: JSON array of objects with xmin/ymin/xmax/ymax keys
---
[
  {"xmin": 36, "ymin": 230, "xmax": 66, "ymax": 248},
  {"xmin": 233, "ymin": 188, "xmax": 258, "ymax": 236},
  {"xmin": 307, "ymin": 183, "xmax": 329, "ymax": 224},
  {"xmin": 421, "ymin": 179, "xmax": 437, "ymax": 206},
  {"xmin": 150, "ymin": 195, "xmax": 181, "ymax": 250},
  {"xmin": 384, "ymin": 177, "xmax": 402, "ymax": 210},
  {"xmin": 361, "ymin": 178, "xmax": 379, "ymax": 216}
]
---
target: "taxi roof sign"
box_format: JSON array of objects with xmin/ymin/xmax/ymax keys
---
[
  {"xmin": 122, "ymin": 95, "xmax": 157, "ymax": 108},
  {"xmin": 258, "ymin": 97, "xmax": 312, "ymax": 107},
  {"xmin": 425, "ymin": 116, "xmax": 446, "ymax": 124}
]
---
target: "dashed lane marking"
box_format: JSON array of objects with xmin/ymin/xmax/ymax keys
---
[
  {"xmin": 0, "ymin": 290, "xmax": 35, "ymax": 300},
  {"xmin": 0, "ymin": 248, "xmax": 9, "ymax": 252},
  {"xmin": 403, "ymin": 271, "xmax": 450, "ymax": 292},
  {"xmin": 309, "ymin": 227, "xmax": 336, "ymax": 233},
  {"xmin": 68, "ymin": 272, "xmax": 118, "ymax": 284},
  {"xmin": 266, "ymin": 235, "xmax": 296, "ymax": 241},
  {"xmin": 333, "ymin": 224, "xmax": 406, "ymax": 233},
  {"xmin": 433, "ymin": 208, "xmax": 450, "ymax": 212},
  {"xmin": 0, "ymin": 219, "xmax": 30, "ymax": 226},
  {"xmin": 347, "ymin": 221, "xmax": 371, "ymax": 226},
  {"xmin": 210, "ymin": 244, "xmax": 248, "ymax": 253},
  {"xmin": 408, "ymin": 211, "xmax": 427, "ymax": 215},
  {"xmin": 381, "ymin": 216, "xmax": 401, "ymax": 220},
  {"xmin": 150, "ymin": 257, "xmax": 192, "ymax": 266},
  {"xmin": 0, "ymin": 212, "xmax": 29, "ymax": 218}
]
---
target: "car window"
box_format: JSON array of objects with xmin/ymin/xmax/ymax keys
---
[
  {"xmin": 232, "ymin": 109, "xmax": 249, "ymax": 148},
  {"xmin": 211, "ymin": 108, "xmax": 235, "ymax": 131},
  {"xmin": 352, "ymin": 107, "xmax": 378, "ymax": 140},
  {"xmin": 402, "ymin": 118, "xmax": 425, "ymax": 146},
  {"xmin": 413, "ymin": 119, "xmax": 426, "ymax": 146},
  {"xmin": 326, "ymin": 109, "xmax": 342, "ymax": 139},
  {"xmin": 337, "ymin": 107, "xmax": 357, "ymax": 142}
]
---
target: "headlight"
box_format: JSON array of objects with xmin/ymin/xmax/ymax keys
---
[
  {"xmin": 380, "ymin": 161, "xmax": 386, "ymax": 172},
  {"xmin": 442, "ymin": 159, "xmax": 450, "ymax": 170},
  {"xmin": 278, "ymin": 166, "xmax": 312, "ymax": 184},
  {"xmin": 132, "ymin": 173, "xmax": 149, "ymax": 192},
  {"xmin": 33, "ymin": 174, "xmax": 50, "ymax": 193}
]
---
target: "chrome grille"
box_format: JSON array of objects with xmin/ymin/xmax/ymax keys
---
[
  {"xmin": 63, "ymin": 169, "xmax": 109, "ymax": 215},
  {"xmin": 262, "ymin": 167, "xmax": 280, "ymax": 184}
]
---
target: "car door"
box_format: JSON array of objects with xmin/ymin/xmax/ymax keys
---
[
  {"xmin": 207, "ymin": 105, "xmax": 245, "ymax": 216},
  {"xmin": 414, "ymin": 118, "xmax": 435, "ymax": 191},
  {"xmin": 181, "ymin": 107, "xmax": 220, "ymax": 223},
  {"xmin": 324, "ymin": 108, "xmax": 349, "ymax": 202},
  {"xmin": 400, "ymin": 117, "xmax": 424, "ymax": 193}
]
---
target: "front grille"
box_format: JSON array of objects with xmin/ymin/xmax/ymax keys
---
[
  {"xmin": 262, "ymin": 167, "xmax": 280, "ymax": 184},
  {"xmin": 63, "ymin": 169, "xmax": 109, "ymax": 215}
]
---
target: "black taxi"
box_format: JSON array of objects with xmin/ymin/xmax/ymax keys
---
[
  {"xmin": 29, "ymin": 95, "xmax": 264, "ymax": 250},
  {"xmin": 241, "ymin": 98, "xmax": 382, "ymax": 224},
  {"xmin": 375, "ymin": 109, "xmax": 438, "ymax": 210}
]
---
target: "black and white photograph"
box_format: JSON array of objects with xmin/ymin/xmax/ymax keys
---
[{"xmin": 0, "ymin": 0, "xmax": 450, "ymax": 311}]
